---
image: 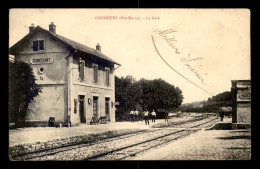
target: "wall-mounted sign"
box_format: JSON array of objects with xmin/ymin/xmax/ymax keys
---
[
  {"xmin": 237, "ymin": 81, "xmax": 251, "ymax": 88},
  {"xmin": 91, "ymin": 88, "xmax": 100, "ymax": 93},
  {"xmin": 30, "ymin": 58, "xmax": 54, "ymax": 64},
  {"xmin": 237, "ymin": 89, "xmax": 251, "ymax": 102}
]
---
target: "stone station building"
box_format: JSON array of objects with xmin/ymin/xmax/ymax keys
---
[{"xmin": 9, "ymin": 22, "xmax": 120, "ymax": 126}]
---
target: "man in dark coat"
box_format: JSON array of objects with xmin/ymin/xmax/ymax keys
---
[{"xmin": 219, "ymin": 108, "xmax": 224, "ymax": 121}]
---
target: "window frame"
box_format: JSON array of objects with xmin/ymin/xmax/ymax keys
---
[
  {"xmin": 93, "ymin": 96, "xmax": 99, "ymax": 119},
  {"xmin": 32, "ymin": 39, "xmax": 45, "ymax": 51},
  {"xmin": 79, "ymin": 59, "xmax": 85, "ymax": 81},
  {"xmin": 93, "ymin": 63, "xmax": 99, "ymax": 84},
  {"xmin": 105, "ymin": 67, "xmax": 110, "ymax": 86}
]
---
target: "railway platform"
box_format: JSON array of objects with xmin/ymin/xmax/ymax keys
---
[
  {"xmin": 129, "ymin": 128, "xmax": 251, "ymax": 160},
  {"xmin": 9, "ymin": 115, "xmax": 250, "ymax": 160},
  {"xmin": 9, "ymin": 116, "xmax": 195, "ymax": 147}
]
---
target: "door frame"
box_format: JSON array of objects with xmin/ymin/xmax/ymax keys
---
[
  {"xmin": 105, "ymin": 97, "xmax": 111, "ymax": 121},
  {"xmin": 92, "ymin": 93, "xmax": 100, "ymax": 119},
  {"xmin": 78, "ymin": 95, "xmax": 86, "ymax": 123}
]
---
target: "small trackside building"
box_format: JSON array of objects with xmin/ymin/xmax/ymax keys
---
[
  {"xmin": 231, "ymin": 80, "xmax": 251, "ymax": 129},
  {"xmin": 9, "ymin": 22, "xmax": 121, "ymax": 126}
]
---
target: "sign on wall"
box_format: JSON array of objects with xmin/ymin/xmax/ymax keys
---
[
  {"xmin": 30, "ymin": 58, "xmax": 54, "ymax": 64},
  {"xmin": 237, "ymin": 81, "xmax": 251, "ymax": 88},
  {"xmin": 91, "ymin": 89, "xmax": 101, "ymax": 93},
  {"xmin": 237, "ymin": 89, "xmax": 251, "ymax": 102}
]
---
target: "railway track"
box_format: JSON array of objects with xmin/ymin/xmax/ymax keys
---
[
  {"xmin": 12, "ymin": 115, "xmax": 219, "ymax": 161},
  {"xmin": 90, "ymin": 116, "xmax": 219, "ymax": 160}
]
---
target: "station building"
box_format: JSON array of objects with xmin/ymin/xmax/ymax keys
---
[
  {"xmin": 231, "ymin": 80, "xmax": 251, "ymax": 129},
  {"xmin": 9, "ymin": 22, "xmax": 120, "ymax": 126}
]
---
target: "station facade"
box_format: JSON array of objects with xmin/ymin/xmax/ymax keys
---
[
  {"xmin": 9, "ymin": 22, "xmax": 120, "ymax": 126},
  {"xmin": 231, "ymin": 80, "xmax": 251, "ymax": 129}
]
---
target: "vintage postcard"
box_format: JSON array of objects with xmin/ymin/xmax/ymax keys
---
[{"xmin": 8, "ymin": 8, "xmax": 251, "ymax": 160}]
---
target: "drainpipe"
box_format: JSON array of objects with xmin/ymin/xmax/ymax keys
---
[{"xmin": 66, "ymin": 49, "xmax": 77, "ymax": 126}]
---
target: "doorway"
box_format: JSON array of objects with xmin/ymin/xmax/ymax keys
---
[
  {"xmin": 79, "ymin": 95, "xmax": 86, "ymax": 123},
  {"xmin": 105, "ymin": 97, "xmax": 110, "ymax": 121},
  {"xmin": 93, "ymin": 96, "xmax": 99, "ymax": 120}
]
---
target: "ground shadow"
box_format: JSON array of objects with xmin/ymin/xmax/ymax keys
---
[
  {"xmin": 216, "ymin": 135, "xmax": 251, "ymax": 140},
  {"xmin": 226, "ymin": 147, "xmax": 251, "ymax": 150}
]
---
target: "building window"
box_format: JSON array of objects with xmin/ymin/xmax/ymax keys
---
[
  {"xmin": 93, "ymin": 64, "xmax": 98, "ymax": 83},
  {"xmin": 79, "ymin": 60, "xmax": 85, "ymax": 81},
  {"xmin": 33, "ymin": 40, "xmax": 45, "ymax": 51},
  {"xmin": 105, "ymin": 67, "xmax": 110, "ymax": 86}
]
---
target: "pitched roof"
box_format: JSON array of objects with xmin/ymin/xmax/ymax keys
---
[
  {"xmin": 9, "ymin": 26, "xmax": 120, "ymax": 65},
  {"xmin": 220, "ymin": 107, "xmax": 232, "ymax": 112}
]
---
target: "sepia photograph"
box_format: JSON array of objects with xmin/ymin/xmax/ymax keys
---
[{"xmin": 8, "ymin": 8, "xmax": 251, "ymax": 161}]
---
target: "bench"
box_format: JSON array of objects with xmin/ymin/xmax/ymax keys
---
[{"xmin": 99, "ymin": 116, "xmax": 107, "ymax": 124}]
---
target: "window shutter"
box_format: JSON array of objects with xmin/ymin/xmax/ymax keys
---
[
  {"xmin": 108, "ymin": 69, "xmax": 110, "ymax": 85},
  {"xmin": 79, "ymin": 62, "xmax": 84, "ymax": 80},
  {"xmin": 39, "ymin": 40, "xmax": 44, "ymax": 50},
  {"xmin": 33, "ymin": 41, "xmax": 38, "ymax": 51},
  {"xmin": 94, "ymin": 66, "xmax": 98, "ymax": 83},
  {"xmin": 106, "ymin": 69, "xmax": 109, "ymax": 85}
]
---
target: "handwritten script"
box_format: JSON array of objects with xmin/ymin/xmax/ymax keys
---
[
  {"xmin": 152, "ymin": 29, "xmax": 213, "ymax": 95},
  {"xmin": 153, "ymin": 29, "xmax": 205, "ymax": 84}
]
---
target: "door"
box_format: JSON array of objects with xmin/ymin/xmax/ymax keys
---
[
  {"xmin": 93, "ymin": 96, "xmax": 99, "ymax": 120},
  {"xmin": 105, "ymin": 98, "xmax": 110, "ymax": 121},
  {"xmin": 79, "ymin": 95, "xmax": 86, "ymax": 123}
]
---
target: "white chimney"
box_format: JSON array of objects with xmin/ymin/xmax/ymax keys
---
[{"xmin": 96, "ymin": 43, "xmax": 101, "ymax": 52}]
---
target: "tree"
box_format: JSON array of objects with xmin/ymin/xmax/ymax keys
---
[
  {"xmin": 115, "ymin": 75, "xmax": 143, "ymax": 120},
  {"xmin": 115, "ymin": 76, "xmax": 183, "ymax": 121},
  {"xmin": 139, "ymin": 78, "xmax": 183, "ymax": 112},
  {"xmin": 8, "ymin": 61, "xmax": 42, "ymax": 128}
]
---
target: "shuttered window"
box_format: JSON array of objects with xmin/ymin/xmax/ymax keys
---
[
  {"xmin": 39, "ymin": 40, "xmax": 44, "ymax": 50},
  {"xmin": 79, "ymin": 61, "xmax": 85, "ymax": 80},
  {"xmin": 33, "ymin": 40, "xmax": 45, "ymax": 51},
  {"xmin": 94, "ymin": 65, "xmax": 98, "ymax": 83},
  {"xmin": 105, "ymin": 68, "xmax": 110, "ymax": 85},
  {"xmin": 33, "ymin": 41, "xmax": 38, "ymax": 51}
]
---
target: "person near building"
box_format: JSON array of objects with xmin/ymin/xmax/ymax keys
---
[
  {"xmin": 130, "ymin": 110, "xmax": 135, "ymax": 122},
  {"xmin": 151, "ymin": 110, "xmax": 156, "ymax": 122},
  {"xmin": 165, "ymin": 111, "xmax": 169, "ymax": 122},
  {"xmin": 143, "ymin": 110, "xmax": 149, "ymax": 125},
  {"xmin": 134, "ymin": 109, "xmax": 139, "ymax": 122},
  {"xmin": 219, "ymin": 108, "xmax": 224, "ymax": 121}
]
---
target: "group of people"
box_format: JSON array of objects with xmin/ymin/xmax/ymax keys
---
[
  {"xmin": 130, "ymin": 109, "xmax": 157, "ymax": 125},
  {"xmin": 130, "ymin": 109, "xmax": 139, "ymax": 122}
]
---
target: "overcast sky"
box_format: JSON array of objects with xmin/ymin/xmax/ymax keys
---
[{"xmin": 9, "ymin": 9, "xmax": 250, "ymax": 103}]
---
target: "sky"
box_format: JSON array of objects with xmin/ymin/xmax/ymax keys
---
[{"xmin": 9, "ymin": 9, "xmax": 251, "ymax": 103}]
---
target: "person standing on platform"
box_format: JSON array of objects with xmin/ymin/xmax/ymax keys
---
[
  {"xmin": 134, "ymin": 109, "xmax": 139, "ymax": 122},
  {"xmin": 219, "ymin": 108, "xmax": 224, "ymax": 121},
  {"xmin": 151, "ymin": 110, "xmax": 156, "ymax": 122},
  {"xmin": 144, "ymin": 110, "xmax": 149, "ymax": 125},
  {"xmin": 165, "ymin": 111, "xmax": 169, "ymax": 122},
  {"xmin": 130, "ymin": 110, "xmax": 135, "ymax": 122}
]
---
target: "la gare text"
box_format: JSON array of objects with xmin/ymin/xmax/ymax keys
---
[{"xmin": 95, "ymin": 16, "xmax": 160, "ymax": 20}]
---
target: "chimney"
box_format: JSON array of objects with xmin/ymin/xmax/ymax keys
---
[
  {"xmin": 29, "ymin": 24, "xmax": 35, "ymax": 33},
  {"xmin": 49, "ymin": 22, "xmax": 56, "ymax": 34},
  {"xmin": 96, "ymin": 43, "xmax": 101, "ymax": 52}
]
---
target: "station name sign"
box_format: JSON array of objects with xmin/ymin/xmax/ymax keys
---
[
  {"xmin": 237, "ymin": 89, "xmax": 251, "ymax": 102},
  {"xmin": 30, "ymin": 58, "xmax": 54, "ymax": 64},
  {"xmin": 237, "ymin": 81, "xmax": 251, "ymax": 88}
]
